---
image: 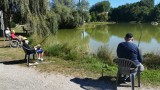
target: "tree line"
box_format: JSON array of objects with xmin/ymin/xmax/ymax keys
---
[{"xmin": 109, "ymin": 0, "xmax": 160, "ymax": 22}]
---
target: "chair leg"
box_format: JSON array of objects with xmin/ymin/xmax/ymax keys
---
[
  {"xmin": 33, "ymin": 54, "xmax": 35, "ymax": 60},
  {"xmin": 24, "ymin": 54, "xmax": 27, "ymax": 60},
  {"xmin": 27, "ymin": 55, "xmax": 30, "ymax": 66},
  {"xmin": 130, "ymin": 74, "xmax": 135, "ymax": 90},
  {"xmin": 116, "ymin": 71, "xmax": 121, "ymax": 86},
  {"xmin": 102, "ymin": 68, "xmax": 104, "ymax": 77},
  {"xmin": 137, "ymin": 66, "xmax": 141, "ymax": 87}
]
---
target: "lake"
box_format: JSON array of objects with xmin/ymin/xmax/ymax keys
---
[{"xmin": 56, "ymin": 23, "xmax": 160, "ymax": 55}]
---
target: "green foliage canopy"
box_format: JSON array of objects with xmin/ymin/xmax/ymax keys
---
[
  {"xmin": 89, "ymin": 1, "xmax": 110, "ymax": 22},
  {"xmin": 109, "ymin": 0, "xmax": 155, "ymax": 22},
  {"xmin": 0, "ymin": 0, "xmax": 58, "ymax": 36},
  {"xmin": 51, "ymin": 0, "xmax": 90, "ymax": 29}
]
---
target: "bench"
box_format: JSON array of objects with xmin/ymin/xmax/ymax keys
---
[
  {"xmin": 22, "ymin": 45, "xmax": 35, "ymax": 66},
  {"xmin": 22, "ymin": 26, "xmax": 32, "ymax": 35}
]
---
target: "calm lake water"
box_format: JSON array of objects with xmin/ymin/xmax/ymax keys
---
[{"xmin": 56, "ymin": 23, "xmax": 160, "ymax": 55}]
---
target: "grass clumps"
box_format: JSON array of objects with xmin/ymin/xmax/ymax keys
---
[
  {"xmin": 143, "ymin": 53, "xmax": 160, "ymax": 69},
  {"xmin": 140, "ymin": 52, "xmax": 160, "ymax": 85},
  {"xmin": 46, "ymin": 43, "xmax": 79, "ymax": 61},
  {"xmin": 97, "ymin": 45, "xmax": 114, "ymax": 65},
  {"xmin": 43, "ymin": 36, "xmax": 89, "ymax": 61}
]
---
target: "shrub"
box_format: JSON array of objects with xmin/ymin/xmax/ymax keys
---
[
  {"xmin": 96, "ymin": 45, "xmax": 114, "ymax": 65},
  {"xmin": 11, "ymin": 21, "xmax": 16, "ymax": 28},
  {"xmin": 46, "ymin": 42, "xmax": 84, "ymax": 61},
  {"xmin": 143, "ymin": 53, "xmax": 160, "ymax": 69}
]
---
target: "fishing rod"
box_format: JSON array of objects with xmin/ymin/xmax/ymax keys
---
[
  {"xmin": 138, "ymin": 26, "xmax": 142, "ymax": 47},
  {"xmin": 39, "ymin": 33, "xmax": 51, "ymax": 44}
]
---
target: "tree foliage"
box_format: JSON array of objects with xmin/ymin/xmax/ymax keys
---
[
  {"xmin": 109, "ymin": 0, "xmax": 155, "ymax": 22},
  {"xmin": 77, "ymin": 0, "xmax": 90, "ymax": 22},
  {"xmin": 0, "ymin": 0, "xmax": 58, "ymax": 36},
  {"xmin": 51, "ymin": 0, "xmax": 90, "ymax": 29},
  {"xmin": 151, "ymin": 3, "xmax": 160, "ymax": 21},
  {"xmin": 89, "ymin": 1, "xmax": 110, "ymax": 22}
]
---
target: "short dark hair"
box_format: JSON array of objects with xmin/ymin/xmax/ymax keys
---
[{"xmin": 125, "ymin": 33, "xmax": 133, "ymax": 38}]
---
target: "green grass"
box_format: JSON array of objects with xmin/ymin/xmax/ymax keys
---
[
  {"xmin": 143, "ymin": 53, "xmax": 160, "ymax": 69},
  {"xmin": 141, "ymin": 70, "xmax": 160, "ymax": 86},
  {"xmin": 97, "ymin": 45, "xmax": 114, "ymax": 65}
]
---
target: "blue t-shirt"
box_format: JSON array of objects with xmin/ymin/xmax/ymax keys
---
[{"xmin": 117, "ymin": 42, "xmax": 143, "ymax": 65}]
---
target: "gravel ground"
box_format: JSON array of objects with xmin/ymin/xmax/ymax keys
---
[{"xmin": 0, "ymin": 63, "xmax": 159, "ymax": 90}]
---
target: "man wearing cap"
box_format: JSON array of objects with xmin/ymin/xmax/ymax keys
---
[{"xmin": 116, "ymin": 33, "xmax": 144, "ymax": 83}]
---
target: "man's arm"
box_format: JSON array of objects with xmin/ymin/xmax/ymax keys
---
[{"xmin": 117, "ymin": 43, "xmax": 122, "ymax": 58}]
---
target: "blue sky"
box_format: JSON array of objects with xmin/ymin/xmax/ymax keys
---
[{"xmin": 88, "ymin": 0, "xmax": 160, "ymax": 8}]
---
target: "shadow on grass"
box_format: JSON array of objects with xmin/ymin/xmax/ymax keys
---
[
  {"xmin": 0, "ymin": 59, "xmax": 26, "ymax": 65},
  {"xmin": 70, "ymin": 76, "xmax": 117, "ymax": 90}
]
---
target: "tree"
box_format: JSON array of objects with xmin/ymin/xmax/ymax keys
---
[
  {"xmin": 77, "ymin": 0, "xmax": 90, "ymax": 22},
  {"xmin": 152, "ymin": 3, "xmax": 160, "ymax": 21},
  {"xmin": 52, "ymin": 0, "xmax": 84, "ymax": 28},
  {"xmin": 109, "ymin": 0, "xmax": 154, "ymax": 22},
  {"xmin": 0, "ymin": 0, "xmax": 58, "ymax": 36},
  {"xmin": 89, "ymin": 1, "xmax": 110, "ymax": 22}
]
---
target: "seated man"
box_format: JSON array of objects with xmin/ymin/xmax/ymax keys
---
[
  {"xmin": 116, "ymin": 33, "xmax": 144, "ymax": 83},
  {"xmin": 22, "ymin": 38, "xmax": 35, "ymax": 54},
  {"xmin": 5, "ymin": 27, "xmax": 11, "ymax": 40}
]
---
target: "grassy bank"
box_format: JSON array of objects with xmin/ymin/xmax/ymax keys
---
[{"xmin": 28, "ymin": 35, "xmax": 160, "ymax": 86}]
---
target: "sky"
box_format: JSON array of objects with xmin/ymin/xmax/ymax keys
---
[{"xmin": 88, "ymin": 0, "xmax": 160, "ymax": 8}]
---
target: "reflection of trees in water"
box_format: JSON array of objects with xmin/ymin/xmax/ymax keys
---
[
  {"xmin": 154, "ymin": 27, "xmax": 160, "ymax": 43},
  {"xmin": 85, "ymin": 25, "xmax": 109, "ymax": 43},
  {"xmin": 108, "ymin": 23, "xmax": 160, "ymax": 43},
  {"xmin": 56, "ymin": 29, "xmax": 90, "ymax": 47},
  {"xmin": 56, "ymin": 29, "xmax": 81, "ymax": 41}
]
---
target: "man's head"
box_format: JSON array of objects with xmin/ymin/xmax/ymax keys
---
[
  {"xmin": 124, "ymin": 33, "xmax": 133, "ymax": 41},
  {"xmin": 22, "ymin": 37, "xmax": 29, "ymax": 44},
  {"xmin": 6, "ymin": 27, "xmax": 9, "ymax": 30},
  {"xmin": 11, "ymin": 30, "xmax": 15, "ymax": 34}
]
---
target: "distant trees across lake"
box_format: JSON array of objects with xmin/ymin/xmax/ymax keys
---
[{"xmin": 108, "ymin": 0, "xmax": 160, "ymax": 23}]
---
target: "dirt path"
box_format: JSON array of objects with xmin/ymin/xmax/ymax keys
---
[{"xmin": 0, "ymin": 63, "xmax": 159, "ymax": 90}]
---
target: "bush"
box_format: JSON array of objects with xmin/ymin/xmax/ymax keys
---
[
  {"xmin": 96, "ymin": 45, "xmax": 114, "ymax": 65},
  {"xmin": 143, "ymin": 53, "xmax": 160, "ymax": 69},
  {"xmin": 11, "ymin": 22, "xmax": 16, "ymax": 28},
  {"xmin": 46, "ymin": 43, "xmax": 81, "ymax": 61}
]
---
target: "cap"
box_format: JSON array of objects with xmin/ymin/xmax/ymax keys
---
[
  {"xmin": 37, "ymin": 44, "xmax": 41, "ymax": 47},
  {"xmin": 12, "ymin": 30, "xmax": 15, "ymax": 33},
  {"xmin": 125, "ymin": 33, "xmax": 133, "ymax": 38},
  {"xmin": 22, "ymin": 37, "xmax": 27, "ymax": 40}
]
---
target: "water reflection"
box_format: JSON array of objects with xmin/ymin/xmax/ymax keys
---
[{"xmin": 57, "ymin": 24, "xmax": 160, "ymax": 55}]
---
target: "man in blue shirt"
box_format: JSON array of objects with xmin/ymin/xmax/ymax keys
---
[{"xmin": 117, "ymin": 33, "xmax": 144, "ymax": 82}]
